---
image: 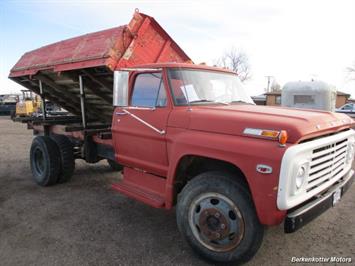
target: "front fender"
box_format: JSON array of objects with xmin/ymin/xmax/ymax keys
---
[{"xmin": 165, "ymin": 128, "xmax": 288, "ymax": 225}]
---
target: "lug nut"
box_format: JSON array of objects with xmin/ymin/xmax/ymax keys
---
[
  {"xmin": 215, "ymin": 233, "xmax": 220, "ymax": 238},
  {"xmin": 220, "ymin": 224, "xmax": 225, "ymax": 229},
  {"xmin": 214, "ymin": 212, "xmax": 220, "ymax": 218}
]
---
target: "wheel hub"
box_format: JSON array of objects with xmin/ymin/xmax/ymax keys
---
[
  {"xmin": 189, "ymin": 192, "xmax": 245, "ymax": 252},
  {"xmin": 199, "ymin": 208, "xmax": 229, "ymax": 240}
]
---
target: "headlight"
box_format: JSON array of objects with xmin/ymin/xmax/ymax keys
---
[
  {"xmin": 295, "ymin": 165, "xmax": 306, "ymax": 189},
  {"xmin": 346, "ymin": 142, "xmax": 355, "ymax": 164},
  {"xmin": 294, "ymin": 162, "xmax": 309, "ymax": 193}
]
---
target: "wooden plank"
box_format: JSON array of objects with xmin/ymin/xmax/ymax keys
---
[
  {"xmin": 36, "ymin": 74, "xmax": 107, "ymax": 122},
  {"xmin": 82, "ymin": 69, "xmax": 113, "ymax": 92},
  {"xmin": 62, "ymin": 72, "xmax": 113, "ymax": 104}
]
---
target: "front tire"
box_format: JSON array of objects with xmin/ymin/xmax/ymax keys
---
[
  {"xmin": 30, "ymin": 136, "xmax": 61, "ymax": 186},
  {"xmin": 176, "ymin": 171, "xmax": 264, "ymax": 264}
]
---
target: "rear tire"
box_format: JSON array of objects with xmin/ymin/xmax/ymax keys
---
[
  {"xmin": 107, "ymin": 159, "xmax": 123, "ymax": 171},
  {"xmin": 176, "ymin": 171, "xmax": 264, "ymax": 264},
  {"xmin": 30, "ymin": 136, "xmax": 61, "ymax": 186},
  {"xmin": 51, "ymin": 135, "xmax": 75, "ymax": 183}
]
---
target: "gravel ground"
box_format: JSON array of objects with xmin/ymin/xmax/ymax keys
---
[{"xmin": 0, "ymin": 116, "xmax": 354, "ymax": 266}]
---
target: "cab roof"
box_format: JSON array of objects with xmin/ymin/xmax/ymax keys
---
[{"xmin": 129, "ymin": 62, "xmax": 236, "ymax": 74}]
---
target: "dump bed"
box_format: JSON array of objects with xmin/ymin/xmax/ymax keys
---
[{"xmin": 9, "ymin": 10, "xmax": 191, "ymax": 123}]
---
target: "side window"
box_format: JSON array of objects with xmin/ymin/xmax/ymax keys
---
[
  {"xmin": 131, "ymin": 73, "xmax": 167, "ymax": 107},
  {"xmin": 342, "ymin": 104, "xmax": 352, "ymax": 110}
]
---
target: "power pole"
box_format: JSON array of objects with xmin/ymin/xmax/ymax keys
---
[{"xmin": 265, "ymin": 76, "xmax": 273, "ymax": 92}]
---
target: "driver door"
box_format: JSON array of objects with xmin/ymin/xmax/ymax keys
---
[{"xmin": 112, "ymin": 71, "xmax": 170, "ymax": 177}]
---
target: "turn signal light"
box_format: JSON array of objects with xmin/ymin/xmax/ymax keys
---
[
  {"xmin": 279, "ymin": 130, "xmax": 288, "ymax": 145},
  {"xmin": 260, "ymin": 130, "xmax": 280, "ymax": 138},
  {"xmin": 243, "ymin": 128, "xmax": 288, "ymax": 146}
]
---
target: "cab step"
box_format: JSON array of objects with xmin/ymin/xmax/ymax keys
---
[{"xmin": 111, "ymin": 167, "xmax": 166, "ymax": 208}]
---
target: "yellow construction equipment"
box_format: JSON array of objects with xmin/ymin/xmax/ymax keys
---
[{"xmin": 15, "ymin": 90, "xmax": 41, "ymax": 117}]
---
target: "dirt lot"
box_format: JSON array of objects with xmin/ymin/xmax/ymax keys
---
[{"xmin": 0, "ymin": 116, "xmax": 354, "ymax": 266}]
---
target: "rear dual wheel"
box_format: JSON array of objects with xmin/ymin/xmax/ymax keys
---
[
  {"xmin": 176, "ymin": 171, "xmax": 264, "ymax": 264},
  {"xmin": 51, "ymin": 135, "xmax": 75, "ymax": 183},
  {"xmin": 30, "ymin": 135, "xmax": 75, "ymax": 186},
  {"xmin": 30, "ymin": 136, "xmax": 61, "ymax": 186}
]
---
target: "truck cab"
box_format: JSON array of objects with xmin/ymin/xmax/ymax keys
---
[{"xmin": 109, "ymin": 63, "xmax": 355, "ymax": 263}]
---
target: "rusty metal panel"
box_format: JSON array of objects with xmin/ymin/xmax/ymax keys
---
[
  {"xmin": 9, "ymin": 11, "xmax": 190, "ymax": 77},
  {"xmin": 9, "ymin": 26, "xmax": 127, "ymax": 77},
  {"xmin": 8, "ymin": 10, "xmax": 191, "ymax": 123}
]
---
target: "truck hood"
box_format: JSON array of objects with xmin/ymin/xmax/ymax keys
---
[{"xmin": 188, "ymin": 104, "xmax": 354, "ymax": 143}]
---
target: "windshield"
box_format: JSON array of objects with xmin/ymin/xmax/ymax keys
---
[{"xmin": 167, "ymin": 69, "xmax": 254, "ymax": 106}]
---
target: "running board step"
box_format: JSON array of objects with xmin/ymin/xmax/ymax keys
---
[
  {"xmin": 112, "ymin": 182, "xmax": 165, "ymax": 208},
  {"xmin": 111, "ymin": 167, "xmax": 166, "ymax": 208}
]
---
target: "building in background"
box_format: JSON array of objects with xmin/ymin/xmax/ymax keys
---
[{"xmin": 336, "ymin": 91, "xmax": 352, "ymax": 107}]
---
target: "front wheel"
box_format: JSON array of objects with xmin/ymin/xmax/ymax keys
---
[{"xmin": 176, "ymin": 171, "xmax": 264, "ymax": 264}]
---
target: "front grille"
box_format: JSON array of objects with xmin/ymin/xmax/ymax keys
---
[{"xmin": 307, "ymin": 138, "xmax": 348, "ymax": 192}]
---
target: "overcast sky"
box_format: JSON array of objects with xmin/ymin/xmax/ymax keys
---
[{"xmin": 1, "ymin": 0, "xmax": 354, "ymax": 97}]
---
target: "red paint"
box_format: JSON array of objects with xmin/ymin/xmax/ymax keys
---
[
  {"xmin": 9, "ymin": 11, "xmax": 191, "ymax": 78},
  {"xmin": 112, "ymin": 167, "xmax": 166, "ymax": 208},
  {"xmin": 111, "ymin": 65, "xmax": 353, "ymax": 225}
]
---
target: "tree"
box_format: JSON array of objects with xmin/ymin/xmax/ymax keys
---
[
  {"xmin": 270, "ymin": 78, "xmax": 281, "ymax": 92},
  {"xmin": 347, "ymin": 62, "xmax": 355, "ymax": 80},
  {"xmin": 215, "ymin": 47, "xmax": 251, "ymax": 82}
]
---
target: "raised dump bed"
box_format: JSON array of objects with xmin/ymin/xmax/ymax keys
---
[{"xmin": 9, "ymin": 10, "xmax": 191, "ymax": 123}]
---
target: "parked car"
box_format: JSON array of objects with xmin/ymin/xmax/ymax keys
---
[
  {"xmin": 0, "ymin": 94, "xmax": 18, "ymax": 116},
  {"xmin": 336, "ymin": 103, "xmax": 355, "ymax": 118}
]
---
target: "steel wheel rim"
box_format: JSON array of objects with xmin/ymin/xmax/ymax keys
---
[{"xmin": 188, "ymin": 192, "xmax": 245, "ymax": 252}]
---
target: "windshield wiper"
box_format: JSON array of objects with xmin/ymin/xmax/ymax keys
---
[
  {"xmin": 189, "ymin": 100, "xmax": 229, "ymax": 105},
  {"xmin": 229, "ymin": 100, "xmax": 250, "ymax": 104},
  {"xmin": 189, "ymin": 99, "xmax": 213, "ymax": 103}
]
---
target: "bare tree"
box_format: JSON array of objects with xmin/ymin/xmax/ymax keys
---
[
  {"xmin": 347, "ymin": 62, "xmax": 355, "ymax": 80},
  {"xmin": 270, "ymin": 78, "xmax": 281, "ymax": 92},
  {"xmin": 215, "ymin": 47, "xmax": 251, "ymax": 82}
]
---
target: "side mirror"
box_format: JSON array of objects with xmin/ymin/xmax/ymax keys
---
[{"xmin": 113, "ymin": 71, "xmax": 129, "ymax": 106}]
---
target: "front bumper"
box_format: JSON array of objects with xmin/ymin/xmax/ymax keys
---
[{"xmin": 284, "ymin": 169, "xmax": 354, "ymax": 233}]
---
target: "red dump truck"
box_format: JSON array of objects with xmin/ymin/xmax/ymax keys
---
[{"xmin": 9, "ymin": 10, "xmax": 355, "ymax": 264}]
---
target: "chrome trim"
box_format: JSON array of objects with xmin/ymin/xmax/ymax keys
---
[
  {"xmin": 287, "ymin": 169, "xmax": 354, "ymax": 218},
  {"xmin": 128, "ymin": 106, "xmax": 156, "ymax": 110},
  {"xmin": 122, "ymin": 109, "xmax": 165, "ymax": 135},
  {"xmin": 277, "ymin": 129, "xmax": 355, "ymax": 210},
  {"xmin": 115, "ymin": 112, "xmax": 127, "ymax": 116},
  {"xmin": 113, "ymin": 71, "xmax": 129, "ymax": 107}
]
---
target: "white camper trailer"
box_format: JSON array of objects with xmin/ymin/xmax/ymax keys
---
[{"xmin": 281, "ymin": 80, "xmax": 337, "ymax": 111}]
